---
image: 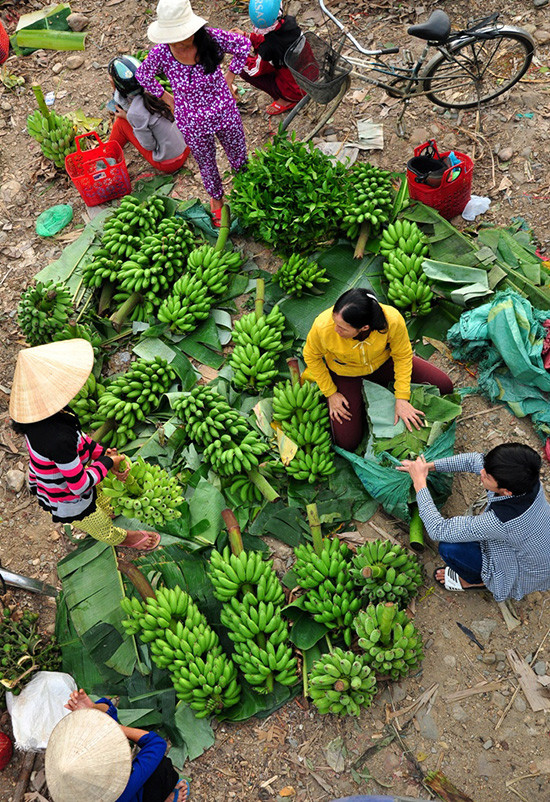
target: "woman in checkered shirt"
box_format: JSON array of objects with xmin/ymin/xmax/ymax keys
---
[{"xmin": 398, "ymin": 443, "xmax": 550, "ymax": 601}]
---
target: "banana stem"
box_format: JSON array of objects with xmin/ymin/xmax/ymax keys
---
[
  {"xmin": 222, "ymin": 508, "xmax": 244, "ymax": 555},
  {"xmin": 371, "ymin": 564, "xmax": 386, "ymax": 580},
  {"xmin": 255, "ymin": 278, "xmax": 265, "ymax": 321},
  {"xmin": 99, "ymin": 281, "xmax": 115, "ymax": 316},
  {"xmin": 109, "ymin": 291, "xmax": 143, "ymax": 330},
  {"xmin": 248, "ymin": 469, "xmax": 279, "ymax": 502},
  {"xmin": 302, "ymin": 656, "xmax": 309, "ymax": 699},
  {"xmin": 306, "ymin": 503, "xmax": 323, "ymax": 556},
  {"xmin": 379, "ymin": 602, "xmax": 396, "ymax": 645},
  {"xmin": 265, "ymin": 672, "xmax": 274, "ymax": 694},
  {"xmin": 32, "ymin": 84, "xmax": 50, "ymax": 119},
  {"xmin": 116, "ymin": 560, "xmax": 156, "ymax": 600},
  {"xmin": 287, "ymin": 357, "xmax": 302, "ymax": 387},
  {"xmin": 92, "ymin": 419, "xmax": 117, "ymax": 443},
  {"xmin": 334, "ymin": 679, "xmax": 348, "ymax": 692},
  {"xmin": 354, "ymin": 220, "xmax": 370, "ymax": 259},
  {"xmin": 214, "ymin": 204, "xmax": 230, "ymax": 252}
]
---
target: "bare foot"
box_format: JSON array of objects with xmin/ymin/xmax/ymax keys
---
[
  {"xmin": 434, "ymin": 568, "xmax": 485, "ymax": 589},
  {"xmin": 164, "ymin": 779, "xmax": 189, "ymax": 802},
  {"xmin": 65, "ymin": 689, "xmax": 94, "ymax": 711}
]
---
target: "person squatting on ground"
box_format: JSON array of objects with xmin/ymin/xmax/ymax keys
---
[
  {"xmin": 136, "ymin": 0, "xmax": 250, "ymax": 226},
  {"xmin": 398, "ymin": 443, "xmax": 550, "ymax": 600},
  {"xmin": 237, "ymin": 0, "xmax": 306, "ymax": 115},
  {"xmin": 9, "ymin": 339, "xmax": 159, "ymax": 551},
  {"xmin": 107, "ymin": 55, "xmax": 191, "ymax": 173},
  {"xmin": 44, "ymin": 688, "xmax": 188, "ymax": 802},
  {"xmin": 302, "ymin": 288, "xmax": 453, "ymax": 451}
]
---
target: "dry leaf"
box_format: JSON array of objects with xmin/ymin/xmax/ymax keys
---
[
  {"xmin": 497, "ymin": 176, "xmax": 512, "ymax": 193},
  {"xmin": 279, "ymin": 787, "xmax": 296, "ymax": 797}
]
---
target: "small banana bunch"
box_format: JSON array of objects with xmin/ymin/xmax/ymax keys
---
[
  {"xmin": 223, "ymin": 474, "xmax": 263, "ymax": 505},
  {"xmin": 272, "ymin": 379, "xmax": 334, "ymax": 483},
  {"xmin": 18, "ymin": 280, "xmax": 73, "ymax": 346},
  {"xmin": 69, "ymin": 373, "xmax": 106, "ymax": 429},
  {"xmin": 173, "ymin": 386, "xmax": 267, "ymax": 478},
  {"xmin": 53, "ymin": 320, "xmax": 103, "ymax": 357},
  {"xmin": 187, "ymin": 244, "xmax": 243, "ymax": 284},
  {"xmin": 92, "ymin": 356, "xmax": 176, "ymax": 448},
  {"xmin": 355, "ymin": 602, "xmax": 424, "ymax": 680},
  {"xmin": 308, "ymin": 647, "xmax": 377, "ymax": 716},
  {"xmin": 380, "ymin": 220, "xmax": 433, "ymax": 317},
  {"xmin": 273, "ymin": 254, "xmax": 329, "ymax": 297},
  {"xmin": 157, "ymin": 274, "xmax": 211, "ymax": 332},
  {"xmin": 209, "ymin": 547, "xmax": 298, "ymax": 693},
  {"xmin": 121, "ymin": 585, "xmax": 240, "ymax": 717},
  {"xmin": 101, "ymin": 195, "xmax": 166, "ymax": 260},
  {"xmin": 230, "ymin": 305, "xmax": 285, "ymax": 391},
  {"xmin": 351, "ymin": 540, "xmax": 423, "ymax": 607},
  {"xmin": 27, "ymin": 108, "xmax": 76, "ymax": 169},
  {"xmin": 101, "ymin": 457, "xmax": 184, "ymax": 527},
  {"xmin": 82, "ymin": 249, "xmax": 123, "ymax": 289},
  {"xmin": 342, "ymin": 162, "xmax": 394, "ymax": 240},
  {"xmin": 293, "ymin": 537, "xmax": 362, "ymax": 646}
]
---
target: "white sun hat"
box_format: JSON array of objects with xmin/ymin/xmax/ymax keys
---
[
  {"xmin": 45, "ymin": 708, "xmax": 132, "ymax": 802},
  {"xmin": 9, "ymin": 339, "xmax": 94, "ymax": 424},
  {"xmin": 147, "ymin": 0, "xmax": 207, "ymax": 44}
]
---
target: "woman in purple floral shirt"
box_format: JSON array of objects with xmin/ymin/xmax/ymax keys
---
[{"xmin": 136, "ymin": 0, "xmax": 250, "ymax": 226}]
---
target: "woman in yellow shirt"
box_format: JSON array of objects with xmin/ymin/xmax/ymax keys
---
[{"xmin": 302, "ymin": 288, "xmax": 453, "ymax": 451}]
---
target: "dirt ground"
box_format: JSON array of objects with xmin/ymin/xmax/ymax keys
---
[{"xmin": 1, "ymin": 0, "xmax": 550, "ymax": 799}]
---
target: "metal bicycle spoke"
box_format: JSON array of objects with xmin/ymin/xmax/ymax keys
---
[{"xmin": 423, "ymin": 31, "xmax": 534, "ymax": 109}]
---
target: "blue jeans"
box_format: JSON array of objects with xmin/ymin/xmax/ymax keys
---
[{"xmin": 438, "ymin": 541, "xmax": 483, "ymax": 584}]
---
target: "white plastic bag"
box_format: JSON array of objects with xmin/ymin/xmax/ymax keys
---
[{"xmin": 6, "ymin": 671, "xmax": 77, "ymax": 750}]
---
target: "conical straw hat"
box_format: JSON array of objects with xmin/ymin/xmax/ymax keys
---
[
  {"xmin": 45, "ymin": 709, "xmax": 132, "ymax": 802},
  {"xmin": 9, "ymin": 339, "xmax": 94, "ymax": 423}
]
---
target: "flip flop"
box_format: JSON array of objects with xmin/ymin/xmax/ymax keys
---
[
  {"xmin": 173, "ymin": 779, "xmax": 190, "ymax": 802},
  {"xmin": 265, "ymin": 99, "xmax": 298, "ymax": 116},
  {"xmin": 433, "ymin": 566, "xmax": 485, "ymax": 592},
  {"xmin": 122, "ymin": 531, "xmax": 161, "ymax": 552}
]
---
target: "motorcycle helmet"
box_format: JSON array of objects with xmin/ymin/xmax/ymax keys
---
[
  {"xmin": 108, "ymin": 55, "xmax": 142, "ymax": 96},
  {"xmin": 248, "ymin": 0, "xmax": 282, "ymax": 29}
]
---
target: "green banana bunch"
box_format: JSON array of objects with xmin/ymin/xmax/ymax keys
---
[
  {"xmin": 101, "ymin": 195, "xmax": 166, "ymax": 261},
  {"xmin": 354, "ymin": 602, "xmax": 424, "ymax": 680},
  {"xmin": 91, "ymin": 356, "xmax": 176, "ymax": 448},
  {"xmin": 18, "ymin": 280, "xmax": 73, "ymax": 346},
  {"xmin": 53, "ymin": 320, "xmax": 103, "ymax": 358},
  {"xmin": 379, "ymin": 219, "xmax": 429, "ymax": 258},
  {"xmin": 272, "ymin": 379, "xmax": 334, "ymax": 483},
  {"xmin": 209, "ymin": 547, "xmax": 298, "ymax": 693},
  {"xmin": 27, "ymin": 108, "xmax": 76, "ymax": 169},
  {"xmin": 273, "ymin": 254, "xmax": 329, "ymax": 297},
  {"xmin": 69, "ymin": 373, "xmax": 106, "ymax": 429},
  {"xmin": 223, "ymin": 474, "xmax": 263, "ymax": 505},
  {"xmin": 380, "ymin": 219, "xmax": 433, "ymax": 316},
  {"xmin": 121, "ymin": 585, "xmax": 240, "ymax": 717},
  {"xmin": 116, "ymin": 217, "xmax": 197, "ymax": 296},
  {"xmin": 308, "ymin": 647, "xmax": 377, "ymax": 716},
  {"xmin": 230, "ymin": 305, "xmax": 285, "ymax": 391},
  {"xmin": 187, "ymin": 243, "xmax": 243, "ymax": 283},
  {"xmin": 173, "ymin": 386, "xmax": 267, "ymax": 478},
  {"xmin": 110, "ymin": 288, "xmax": 158, "ymax": 323},
  {"xmin": 156, "ymin": 273, "xmax": 211, "ymax": 332},
  {"xmin": 351, "ymin": 539, "xmax": 423, "ymax": 607},
  {"xmin": 101, "ymin": 457, "xmax": 184, "ymax": 527},
  {"xmin": 82, "ymin": 249, "xmax": 124, "ymax": 289},
  {"xmin": 293, "ymin": 537, "xmax": 362, "ymax": 645},
  {"xmin": 341, "ymin": 162, "xmax": 394, "ymax": 240}
]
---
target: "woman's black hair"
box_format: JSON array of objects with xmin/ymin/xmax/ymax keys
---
[
  {"xmin": 194, "ymin": 26, "xmax": 223, "ymax": 74},
  {"xmin": 333, "ymin": 289, "xmax": 387, "ymax": 332},
  {"xmin": 484, "ymin": 442, "xmax": 541, "ymax": 495},
  {"xmin": 142, "ymin": 91, "xmax": 174, "ymax": 121},
  {"xmin": 11, "ymin": 407, "xmax": 79, "ymax": 436}
]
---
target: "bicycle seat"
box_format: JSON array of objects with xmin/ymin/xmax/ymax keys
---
[{"xmin": 407, "ymin": 10, "xmax": 451, "ymax": 42}]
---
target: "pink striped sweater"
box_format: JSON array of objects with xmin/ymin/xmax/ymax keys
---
[{"xmin": 22, "ymin": 410, "xmax": 113, "ymax": 522}]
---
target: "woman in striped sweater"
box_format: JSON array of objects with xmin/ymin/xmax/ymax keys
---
[{"xmin": 9, "ymin": 340, "xmax": 159, "ymax": 551}]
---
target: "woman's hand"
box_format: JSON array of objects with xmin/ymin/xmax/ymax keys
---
[
  {"xmin": 114, "ymin": 106, "xmax": 127, "ymax": 120},
  {"xmin": 107, "ymin": 450, "xmax": 130, "ymax": 480},
  {"xmin": 327, "ymin": 392, "xmax": 352, "ymax": 424},
  {"xmin": 397, "ymin": 455, "xmax": 431, "ymax": 491},
  {"xmin": 394, "ymin": 398, "xmax": 425, "ymax": 431},
  {"xmin": 224, "ymin": 70, "xmax": 239, "ymax": 100}
]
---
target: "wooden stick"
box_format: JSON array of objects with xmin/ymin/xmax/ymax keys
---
[
  {"xmin": 13, "ymin": 751, "xmax": 36, "ymax": 802},
  {"xmin": 496, "ymin": 625, "xmax": 550, "ymax": 729}
]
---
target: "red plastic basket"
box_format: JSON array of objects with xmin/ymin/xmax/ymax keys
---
[
  {"xmin": 65, "ymin": 132, "xmax": 131, "ymax": 207},
  {"xmin": 406, "ymin": 139, "xmax": 473, "ymax": 220},
  {"xmin": 0, "ymin": 21, "xmax": 9, "ymax": 64}
]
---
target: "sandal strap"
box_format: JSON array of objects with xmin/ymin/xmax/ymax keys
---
[{"xmin": 444, "ymin": 567, "xmax": 464, "ymax": 591}]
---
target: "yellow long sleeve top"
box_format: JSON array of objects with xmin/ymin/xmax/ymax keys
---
[{"xmin": 302, "ymin": 305, "xmax": 413, "ymax": 399}]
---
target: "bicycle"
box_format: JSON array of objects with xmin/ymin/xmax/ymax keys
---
[{"xmin": 281, "ymin": 1, "xmax": 535, "ymax": 141}]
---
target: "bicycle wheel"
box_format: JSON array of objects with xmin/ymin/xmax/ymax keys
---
[
  {"xmin": 280, "ymin": 75, "xmax": 351, "ymax": 142},
  {"xmin": 423, "ymin": 28, "xmax": 534, "ymax": 109}
]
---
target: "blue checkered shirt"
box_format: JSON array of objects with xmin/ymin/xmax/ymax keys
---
[{"xmin": 416, "ymin": 452, "xmax": 550, "ymax": 601}]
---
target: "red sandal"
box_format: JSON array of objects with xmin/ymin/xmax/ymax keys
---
[
  {"xmin": 265, "ymin": 99, "xmax": 298, "ymax": 116},
  {"xmin": 210, "ymin": 199, "xmax": 223, "ymax": 228}
]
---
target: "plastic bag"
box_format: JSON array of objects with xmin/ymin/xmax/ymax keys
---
[{"xmin": 6, "ymin": 671, "xmax": 76, "ymax": 750}]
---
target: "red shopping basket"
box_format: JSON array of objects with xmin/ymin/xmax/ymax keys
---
[
  {"xmin": 407, "ymin": 139, "xmax": 473, "ymax": 220},
  {"xmin": 65, "ymin": 132, "xmax": 131, "ymax": 207}
]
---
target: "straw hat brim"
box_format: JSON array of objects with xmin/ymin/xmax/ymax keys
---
[
  {"xmin": 147, "ymin": 12, "xmax": 207, "ymax": 43},
  {"xmin": 45, "ymin": 709, "xmax": 132, "ymax": 802},
  {"xmin": 9, "ymin": 339, "xmax": 94, "ymax": 424}
]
